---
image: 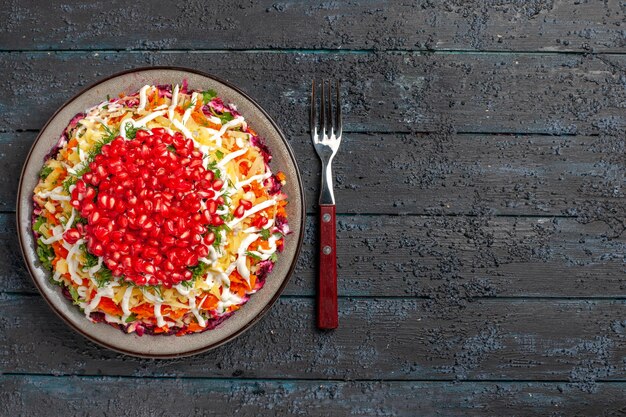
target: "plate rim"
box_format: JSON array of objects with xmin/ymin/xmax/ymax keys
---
[{"xmin": 16, "ymin": 66, "xmax": 306, "ymax": 359}]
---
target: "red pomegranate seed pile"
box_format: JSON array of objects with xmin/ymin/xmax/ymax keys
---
[{"xmin": 65, "ymin": 128, "xmax": 226, "ymax": 287}]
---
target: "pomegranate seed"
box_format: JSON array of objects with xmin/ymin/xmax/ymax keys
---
[
  {"xmin": 197, "ymin": 246, "xmax": 209, "ymax": 257},
  {"xmin": 234, "ymin": 204, "xmax": 245, "ymax": 218},
  {"xmin": 88, "ymin": 210, "xmax": 101, "ymax": 224},
  {"xmin": 206, "ymin": 200, "xmax": 217, "ymax": 214},
  {"xmin": 240, "ymin": 199, "xmax": 252, "ymax": 210},
  {"xmin": 91, "ymin": 243, "xmax": 104, "ymax": 256},
  {"xmin": 75, "ymin": 128, "xmax": 237, "ymax": 287},
  {"xmin": 204, "ymin": 232, "xmax": 216, "ymax": 246},
  {"xmin": 63, "ymin": 228, "xmax": 81, "ymax": 244},
  {"xmin": 212, "ymin": 179, "xmax": 224, "ymax": 190}
]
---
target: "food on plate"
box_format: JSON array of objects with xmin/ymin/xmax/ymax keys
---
[{"xmin": 32, "ymin": 82, "xmax": 289, "ymax": 336}]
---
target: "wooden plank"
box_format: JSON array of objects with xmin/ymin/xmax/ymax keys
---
[
  {"xmin": 4, "ymin": 213, "xmax": 626, "ymax": 297},
  {"xmin": 3, "ymin": 375, "xmax": 626, "ymax": 417},
  {"xmin": 1, "ymin": 0, "xmax": 625, "ymax": 53},
  {"xmin": 4, "ymin": 126, "xmax": 626, "ymax": 217},
  {"xmin": 1, "ymin": 52, "xmax": 625, "ymax": 134},
  {"xmin": 2, "ymin": 294, "xmax": 625, "ymax": 383}
]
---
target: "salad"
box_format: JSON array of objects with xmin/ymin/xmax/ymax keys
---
[{"xmin": 32, "ymin": 82, "xmax": 289, "ymax": 336}]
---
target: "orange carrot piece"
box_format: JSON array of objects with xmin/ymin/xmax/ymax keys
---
[{"xmin": 98, "ymin": 297, "xmax": 123, "ymax": 316}]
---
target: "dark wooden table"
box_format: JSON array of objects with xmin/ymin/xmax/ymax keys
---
[{"xmin": 2, "ymin": 1, "xmax": 626, "ymax": 415}]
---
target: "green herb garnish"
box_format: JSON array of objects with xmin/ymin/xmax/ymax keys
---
[
  {"xmin": 125, "ymin": 314, "xmax": 137, "ymax": 323},
  {"xmin": 33, "ymin": 216, "xmax": 46, "ymax": 233},
  {"xmin": 215, "ymin": 150, "xmax": 224, "ymax": 160},
  {"xmin": 39, "ymin": 165, "xmax": 53, "ymax": 180},
  {"xmin": 124, "ymin": 121, "xmax": 143, "ymax": 140},
  {"xmin": 68, "ymin": 286, "xmax": 81, "ymax": 305},
  {"xmin": 36, "ymin": 238, "xmax": 54, "ymax": 270},
  {"xmin": 82, "ymin": 245, "xmax": 99, "ymax": 268},
  {"xmin": 245, "ymin": 251, "xmax": 262, "ymax": 260},
  {"xmin": 259, "ymin": 228, "xmax": 271, "ymax": 240},
  {"xmin": 94, "ymin": 266, "xmax": 113, "ymax": 288},
  {"xmin": 62, "ymin": 125, "xmax": 119, "ymax": 191},
  {"xmin": 269, "ymin": 253, "xmax": 278, "ymax": 263},
  {"xmin": 202, "ymin": 89, "xmax": 217, "ymax": 103},
  {"xmin": 183, "ymin": 96, "xmax": 197, "ymax": 110},
  {"xmin": 188, "ymin": 261, "xmax": 211, "ymax": 280}
]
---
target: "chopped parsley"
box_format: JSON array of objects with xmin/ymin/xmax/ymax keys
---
[
  {"xmin": 124, "ymin": 121, "xmax": 144, "ymax": 140},
  {"xmin": 62, "ymin": 125, "xmax": 119, "ymax": 192},
  {"xmin": 68, "ymin": 286, "xmax": 81, "ymax": 305},
  {"xmin": 183, "ymin": 96, "xmax": 197, "ymax": 110},
  {"xmin": 36, "ymin": 238, "xmax": 54, "ymax": 270},
  {"xmin": 189, "ymin": 261, "xmax": 211, "ymax": 280},
  {"xmin": 259, "ymin": 228, "xmax": 271, "ymax": 240},
  {"xmin": 208, "ymin": 105, "xmax": 235, "ymax": 124},
  {"xmin": 269, "ymin": 253, "xmax": 278, "ymax": 263},
  {"xmin": 215, "ymin": 150, "xmax": 224, "ymax": 160},
  {"xmin": 125, "ymin": 314, "xmax": 137, "ymax": 323},
  {"xmin": 33, "ymin": 216, "xmax": 46, "ymax": 233},
  {"xmin": 180, "ymin": 279, "xmax": 195, "ymax": 289},
  {"xmin": 82, "ymin": 245, "xmax": 99, "ymax": 268},
  {"xmin": 219, "ymin": 111, "xmax": 234, "ymax": 124},
  {"xmin": 245, "ymin": 251, "xmax": 262, "ymax": 260},
  {"xmin": 62, "ymin": 176, "xmax": 78, "ymax": 193},
  {"xmin": 201, "ymin": 89, "xmax": 217, "ymax": 103},
  {"xmin": 94, "ymin": 266, "xmax": 113, "ymax": 288},
  {"xmin": 39, "ymin": 165, "xmax": 53, "ymax": 180}
]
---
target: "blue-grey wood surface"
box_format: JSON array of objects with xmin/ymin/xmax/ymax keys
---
[{"xmin": 1, "ymin": 1, "xmax": 626, "ymax": 416}]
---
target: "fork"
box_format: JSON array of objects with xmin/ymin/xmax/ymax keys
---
[{"xmin": 310, "ymin": 80, "xmax": 342, "ymax": 329}]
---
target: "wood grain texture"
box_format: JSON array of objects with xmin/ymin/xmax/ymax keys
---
[
  {"xmin": 4, "ymin": 213, "xmax": 626, "ymax": 298},
  {"xmin": 3, "ymin": 375, "xmax": 626, "ymax": 417},
  {"xmin": 1, "ymin": 0, "xmax": 625, "ymax": 53},
  {"xmin": 2, "ymin": 294, "xmax": 626, "ymax": 387},
  {"xmin": 1, "ymin": 52, "xmax": 626, "ymax": 135}
]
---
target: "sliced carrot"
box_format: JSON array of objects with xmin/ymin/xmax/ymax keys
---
[
  {"xmin": 52, "ymin": 241, "xmax": 69, "ymax": 258},
  {"xmin": 186, "ymin": 322, "xmax": 205, "ymax": 333},
  {"xmin": 98, "ymin": 297, "xmax": 123, "ymax": 316},
  {"xmin": 45, "ymin": 211, "xmax": 59, "ymax": 226},
  {"xmin": 199, "ymin": 294, "xmax": 219, "ymax": 310},
  {"xmin": 67, "ymin": 138, "xmax": 78, "ymax": 149},
  {"xmin": 153, "ymin": 325, "xmax": 170, "ymax": 334},
  {"xmin": 162, "ymin": 306, "xmax": 186, "ymax": 320},
  {"xmin": 131, "ymin": 303, "xmax": 154, "ymax": 319},
  {"xmin": 276, "ymin": 171, "xmax": 286, "ymax": 182},
  {"xmin": 249, "ymin": 274, "xmax": 257, "ymax": 290}
]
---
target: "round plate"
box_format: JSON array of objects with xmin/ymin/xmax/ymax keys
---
[{"xmin": 16, "ymin": 67, "xmax": 305, "ymax": 358}]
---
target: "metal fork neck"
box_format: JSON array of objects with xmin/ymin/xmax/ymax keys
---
[{"xmin": 319, "ymin": 158, "xmax": 335, "ymax": 205}]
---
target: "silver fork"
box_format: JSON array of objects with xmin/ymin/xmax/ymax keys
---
[{"xmin": 310, "ymin": 80, "xmax": 342, "ymax": 329}]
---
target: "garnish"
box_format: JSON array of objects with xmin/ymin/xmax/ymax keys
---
[
  {"xmin": 36, "ymin": 238, "xmax": 54, "ymax": 270},
  {"xmin": 39, "ymin": 165, "xmax": 53, "ymax": 180},
  {"xmin": 201, "ymin": 89, "xmax": 217, "ymax": 103}
]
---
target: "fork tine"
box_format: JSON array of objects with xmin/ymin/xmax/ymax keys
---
[
  {"xmin": 319, "ymin": 80, "xmax": 326, "ymax": 138},
  {"xmin": 310, "ymin": 80, "xmax": 317, "ymax": 142},
  {"xmin": 326, "ymin": 80, "xmax": 334, "ymax": 137},
  {"xmin": 335, "ymin": 80, "xmax": 342, "ymax": 138}
]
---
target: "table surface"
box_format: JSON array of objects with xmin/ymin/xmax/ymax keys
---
[{"xmin": 2, "ymin": 1, "xmax": 626, "ymax": 416}]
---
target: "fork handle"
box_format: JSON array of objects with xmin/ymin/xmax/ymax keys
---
[{"xmin": 318, "ymin": 204, "xmax": 338, "ymax": 329}]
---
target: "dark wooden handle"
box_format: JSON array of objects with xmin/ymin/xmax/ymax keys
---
[{"xmin": 317, "ymin": 204, "xmax": 338, "ymax": 329}]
